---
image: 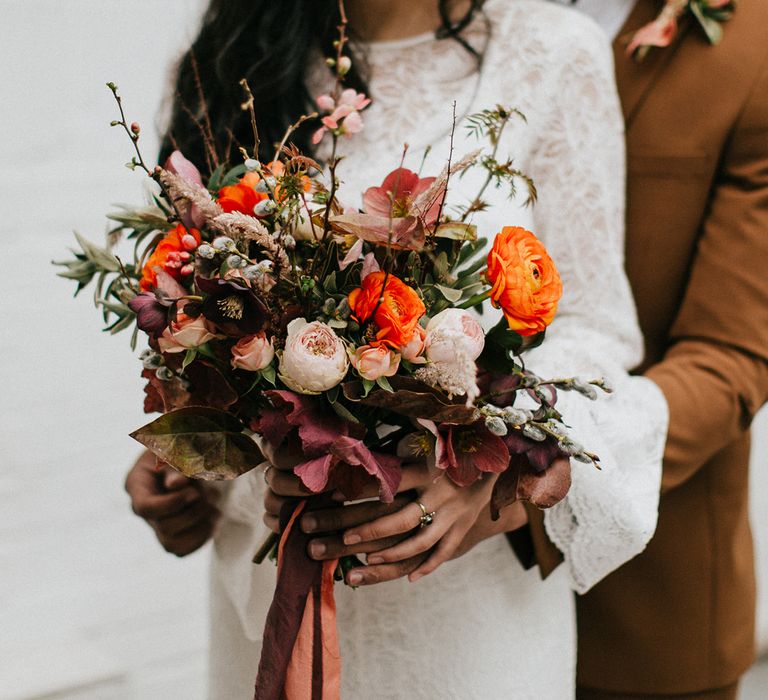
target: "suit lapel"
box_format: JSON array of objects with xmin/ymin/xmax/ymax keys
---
[{"xmin": 613, "ymin": 0, "xmax": 693, "ymax": 126}]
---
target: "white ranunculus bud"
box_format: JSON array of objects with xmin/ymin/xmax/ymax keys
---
[{"xmin": 278, "ymin": 318, "xmax": 349, "ymax": 394}]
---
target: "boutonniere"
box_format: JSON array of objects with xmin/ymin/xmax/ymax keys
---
[{"xmin": 626, "ymin": 0, "xmax": 736, "ymax": 62}]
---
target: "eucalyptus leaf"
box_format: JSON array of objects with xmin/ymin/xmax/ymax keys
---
[
  {"xmin": 434, "ymin": 284, "xmax": 464, "ymax": 303},
  {"xmin": 130, "ymin": 406, "xmax": 262, "ymax": 480},
  {"xmin": 434, "ymin": 222, "xmax": 477, "ymax": 241}
]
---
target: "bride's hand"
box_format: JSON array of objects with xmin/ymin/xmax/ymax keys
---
[
  {"xmin": 261, "ymin": 461, "xmax": 431, "ymax": 534},
  {"xmin": 339, "ymin": 473, "xmax": 498, "ymax": 584}
]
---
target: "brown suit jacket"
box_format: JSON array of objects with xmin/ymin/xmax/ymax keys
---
[{"xmin": 523, "ymin": 0, "xmax": 768, "ymax": 694}]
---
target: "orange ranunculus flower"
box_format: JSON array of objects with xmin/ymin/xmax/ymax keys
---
[
  {"xmin": 140, "ymin": 224, "xmax": 201, "ymax": 291},
  {"xmin": 218, "ymin": 171, "xmax": 268, "ymax": 214},
  {"xmin": 348, "ymin": 271, "xmax": 426, "ymax": 349},
  {"xmin": 486, "ymin": 226, "xmax": 562, "ymax": 336}
]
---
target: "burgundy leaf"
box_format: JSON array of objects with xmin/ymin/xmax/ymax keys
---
[
  {"xmin": 504, "ymin": 432, "xmax": 565, "ymax": 473},
  {"xmin": 343, "ymin": 378, "xmax": 479, "ymax": 425},
  {"xmin": 261, "ymin": 390, "xmax": 350, "ymax": 457},
  {"xmin": 294, "ymin": 454, "xmax": 335, "ymax": 494},
  {"xmin": 491, "ymin": 454, "xmax": 572, "ymax": 519},
  {"xmin": 329, "ymin": 437, "xmax": 401, "ymax": 503}
]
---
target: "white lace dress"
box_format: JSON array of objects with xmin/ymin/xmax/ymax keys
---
[{"xmin": 208, "ymin": 1, "xmax": 669, "ymax": 697}]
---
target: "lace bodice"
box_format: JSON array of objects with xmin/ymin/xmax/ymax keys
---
[{"xmin": 209, "ymin": 2, "xmax": 668, "ymax": 697}]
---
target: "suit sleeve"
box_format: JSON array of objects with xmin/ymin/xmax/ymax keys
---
[{"xmin": 645, "ymin": 53, "xmax": 768, "ymax": 492}]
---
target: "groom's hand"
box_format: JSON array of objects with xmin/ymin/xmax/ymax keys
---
[{"xmin": 125, "ymin": 450, "xmax": 219, "ymax": 556}]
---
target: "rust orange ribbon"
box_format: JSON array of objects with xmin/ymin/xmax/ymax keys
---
[{"xmin": 254, "ymin": 500, "xmax": 341, "ymax": 700}]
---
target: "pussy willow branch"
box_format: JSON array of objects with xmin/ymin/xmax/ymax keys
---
[
  {"xmin": 239, "ymin": 79, "xmax": 260, "ymax": 159},
  {"xmin": 107, "ymin": 84, "xmax": 186, "ymax": 228}
]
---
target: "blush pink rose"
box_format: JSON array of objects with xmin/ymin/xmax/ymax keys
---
[
  {"xmin": 351, "ymin": 345, "xmax": 401, "ymax": 381},
  {"xmin": 158, "ymin": 313, "xmax": 220, "ymax": 353},
  {"xmin": 400, "ymin": 325, "xmax": 427, "ymax": 364},
  {"xmin": 231, "ymin": 332, "xmax": 275, "ymax": 371},
  {"xmin": 425, "ymin": 308, "xmax": 485, "ymax": 364}
]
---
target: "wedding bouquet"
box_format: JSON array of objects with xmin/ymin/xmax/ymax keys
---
[{"xmin": 56, "ymin": 28, "xmax": 610, "ymax": 699}]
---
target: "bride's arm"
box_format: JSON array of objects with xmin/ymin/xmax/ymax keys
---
[{"xmin": 519, "ymin": 20, "xmax": 668, "ymax": 594}]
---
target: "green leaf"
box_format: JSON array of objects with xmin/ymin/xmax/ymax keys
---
[
  {"xmin": 361, "ymin": 378, "xmax": 376, "ymax": 397},
  {"xmin": 329, "ymin": 400, "xmax": 360, "ymax": 424},
  {"xmin": 323, "ymin": 271, "xmax": 338, "ymax": 294},
  {"xmin": 260, "ymin": 364, "xmax": 277, "ymax": 386},
  {"xmin": 130, "ymin": 407, "xmax": 262, "ymax": 480},
  {"xmin": 207, "ymin": 163, "xmax": 227, "ymax": 191},
  {"xmin": 434, "ymin": 284, "xmax": 464, "ymax": 303},
  {"xmin": 690, "ymin": 2, "xmax": 723, "ymax": 44},
  {"xmin": 106, "ymin": 313, "xmax": 135, "ymax": 335},
  {"xmin": 434, "ymin": 222, "xmax": 477, "ymax": 241},
  {"xmin": 376, "ymin": 376, "xmax": 394, "ymax": 393},
  {"xmin": 182, "ymin": 349, "xmax": 198, "ymax": 371}
]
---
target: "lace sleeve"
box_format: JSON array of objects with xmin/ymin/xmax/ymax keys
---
[{"xmin": 520, "ymin": 21, "xmax": 669, "ymax": 594}]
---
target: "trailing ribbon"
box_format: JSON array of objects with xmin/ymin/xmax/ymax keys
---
[
  {"xmin": 254, "ymin": 500, "xmax": 341, "ymax": 700},
  {"xmin": 626, "ymin": 0, "xmax": 736, "ymax": 62}
]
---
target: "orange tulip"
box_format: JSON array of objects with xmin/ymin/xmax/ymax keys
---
[
  {"xmin": 348, "ymin": 271, "xmax": 426, "ymax": 349},
  {"xmin": 486, "ymin": 226, "xmax": 562, "ymax": 336}
]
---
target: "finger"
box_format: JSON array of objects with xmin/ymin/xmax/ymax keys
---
[
  {"xmin": 343, "ymin": 499, "xmax": 437, "ymax": 545},
  {"xmin": 260, "ymin": 439, "xmax": 303, "ymax": 471},
  {"xmin": 306, "ymin": 533, "xmax": 408, "ymax": 561},
  {"xmin": 264, "ymin": 489, "xmax": 291, "ymax": 518},
  {"xmin": 263, "ymin": 513, "xmax": 280, "ymax": 533},
  {"xmin": 162, "ymin": 467, "xmax": 194, "ymax": 491},
  {"xmin": 154, "ymin": 501, "xmax": 219, "ymax": 538},
  {"xmin": 156, "ymin": 522, "xmax": 214, "ymax": 557},
  {"xmin": 266, "ymin": 467, "xmax": 312, "ymax": 498},
  {"xmin": 409, "ymin": 526, "xmax": 467, "ymax": 581},
  {"xmin": 131, "ymin": 485, "xmax": 200, "ymax": 520},
  {"xmin": 300, "ymin": 495, "xmax": 410, "ymax": 534},
  {"xmin": 364, "ymin": 518, "xmax": 450, "ymax": 565},
  {"xmin": 346, "ymin": 553, "xmax": 429, "ymax": 586}
]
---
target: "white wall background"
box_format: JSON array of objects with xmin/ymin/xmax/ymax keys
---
[{"xmin": 0, "ymin": 2, "xmax": 765, "ymax": 698}]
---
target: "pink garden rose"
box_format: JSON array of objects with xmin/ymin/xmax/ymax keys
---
[
  {"xmin": 158, "ymin": 313, "xmax": 220, "ymax": 353},
  {"xmin": 425, "ymin": 308, "xmax": 485, "ymax": 364},
  {"xmin": 231, "ymin": 332, "xmax": 275, "ymax": 371},
  {"xmin": 400, "ymin": 325, "xmax": 427, "ymax": 364},
  {"xmin": 351, "ymin": 345, "xmax": 401, "ymax": 381},
  {"xmin": 278, "ymin": 318, "xmax": 349, "ymax": 394}
]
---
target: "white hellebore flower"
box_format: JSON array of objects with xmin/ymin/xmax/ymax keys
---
[{"xmin": 279, "ymin": 318, "xmax": 349, "ymax": 394}]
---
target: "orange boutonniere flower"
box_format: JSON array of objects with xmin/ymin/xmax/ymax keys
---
[
  {"xmin": 626, "ymin": 0, "xmax": 736, "ymax": 62},
  {"xmin": 348, "ymin": 271, "xmax": 426, "ymax": 348},
  {"xmin": 486, "ymin": 226, "xmax": 562, "ymax": 337},
  {"xmin": 139, "ymin": 223, "xmax": 200, "ymax": 291}
]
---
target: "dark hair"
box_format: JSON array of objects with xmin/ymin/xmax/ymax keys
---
[{"xmin": 160, "ymin": 1, "xmax": 485, "ymax": 171}]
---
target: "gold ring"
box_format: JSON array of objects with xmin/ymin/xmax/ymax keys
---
[
  {"xmin": 416, "ymin": 501, "xmax": 436, "ymax": 528},
  {"xmin": 263, "ymin": 464, "xmax": 273, "ymax": 485}
]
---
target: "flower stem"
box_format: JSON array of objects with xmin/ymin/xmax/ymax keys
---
[{"xmin": 458, "ymin": 289, "xmax": 491, "ymax": 309}]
